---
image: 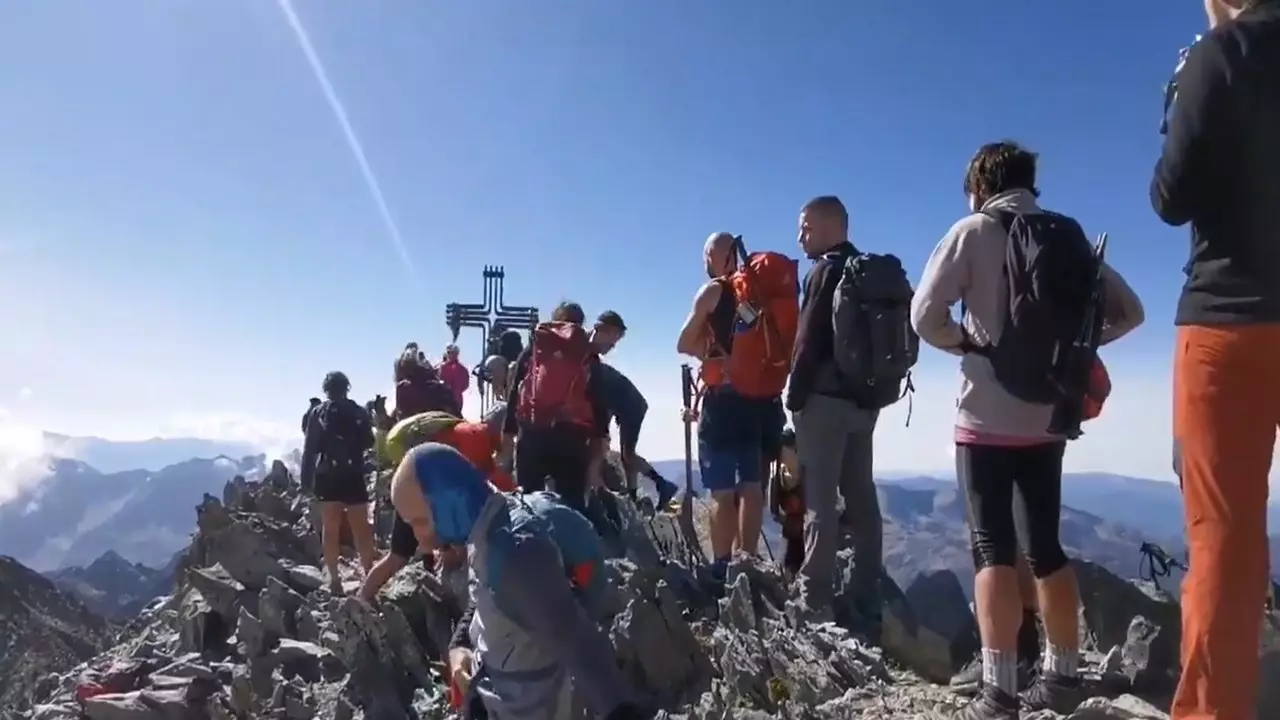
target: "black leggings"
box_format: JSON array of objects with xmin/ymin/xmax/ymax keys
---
[{"xmin": 956, "ymin": 442, "xmax": 1069, "ymax": 578}]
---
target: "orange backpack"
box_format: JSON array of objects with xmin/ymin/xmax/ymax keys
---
[{"xmin": 702, "ymin": 247, "xmax": 800, "ymax": 398}]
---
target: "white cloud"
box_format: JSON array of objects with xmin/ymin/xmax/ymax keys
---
[
  {"xmin": 0, "ymin": 410, "xmax": 61, "ymax": 504},
  {"xmin": 16, "ymin": 386, "xmax": 32, "ymax": 400}
]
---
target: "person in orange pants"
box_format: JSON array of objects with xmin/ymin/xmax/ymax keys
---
[
  {"xmin": 1151, "ymin": 2, "xmax": 1280, "ymax": 717},
  {"xmin": 1170, "ymin": 326, "xmax": 1279, "ymax": 720}
]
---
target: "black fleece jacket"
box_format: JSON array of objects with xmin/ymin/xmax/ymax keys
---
[
  {"xmin": 1152, "ymin": 0, "xmax": 1280, "ymax": 324},
  {"xmin": 786, "ymin": 241, "xmax": 858, "ymax": 412}
]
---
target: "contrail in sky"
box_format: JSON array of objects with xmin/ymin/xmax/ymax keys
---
[{"xmin": 276, "ymin": 0, "xmax": 418, "ymax": 280}]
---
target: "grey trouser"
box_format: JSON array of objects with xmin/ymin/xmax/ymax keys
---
[{"xmin": 794, "ymin": 393, "xmax": 881, "ymax": 609}]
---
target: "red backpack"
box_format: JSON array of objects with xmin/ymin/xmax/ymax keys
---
[{"xmin": 516, "ymin": 322, "xmax": 594, "ymax": 429}]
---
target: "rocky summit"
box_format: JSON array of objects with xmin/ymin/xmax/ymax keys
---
[{"xmin": 6, "ymin": 458, "xmax": 1278, "ymax": 720}]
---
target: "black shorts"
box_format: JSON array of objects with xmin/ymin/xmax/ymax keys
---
[
  {"xmin": 314, "ymin": 468, "xmax": 369, "ymax": 506},
  {"xmin": 390, "ymin": 512, "xmax": 419, "ymax": 559}
]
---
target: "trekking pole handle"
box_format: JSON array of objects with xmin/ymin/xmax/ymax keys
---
[{"xmin": 681, "ymin": 364, "xmax": 693, "ymax": 409}]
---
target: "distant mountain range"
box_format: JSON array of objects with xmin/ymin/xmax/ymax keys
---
[
  {"xmin": 45, "ymin": 548, "xmax": 182, "ymax": 618},
  {"xmin": 0, "ymin": 451, "xmax": 273, "ymax": 571},
  {"xmin": 3, "ymin": 435, "xmax": 1271, "ymax": 604},
  {"xmin": 40, "ymin": 432, "xmax": 263, "ymax": 473}
]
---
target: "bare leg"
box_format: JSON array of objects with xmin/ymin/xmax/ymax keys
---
[
  {"xmin": 321, "ymin": 502, "xmax": 345, "ymax": 591},
  {"xmin": 346, "ymin": 504, "xmax": 378, "ymax": 575}
]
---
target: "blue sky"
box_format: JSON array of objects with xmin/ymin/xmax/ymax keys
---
[{"xmin": 0, "ymin": 1, "xmax": 1240, "ymax": 484}]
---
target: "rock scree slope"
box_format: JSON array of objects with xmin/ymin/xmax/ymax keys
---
[{"xmin": 8, "ymin": 457, "xmax": 1276, "ymax": 720}]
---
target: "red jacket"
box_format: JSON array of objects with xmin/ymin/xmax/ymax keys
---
[{"xmin": 438, "ymin": 359, "xmax": 470, "ymax": 410}]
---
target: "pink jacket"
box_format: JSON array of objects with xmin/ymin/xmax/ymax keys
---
[{"xmin": 438, "ymin": 359, "xmax": 470, "ymax": 410}]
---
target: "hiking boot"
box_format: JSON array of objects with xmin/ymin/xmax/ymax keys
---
[
  {"xmin": 1018, "ymin": 671, "xmax": 1081, "ymax": 714},
  {"xmin": 949, "ymin": 656, "xmax": 1037, "ymax": 697},
  {"xmin": 655, "ymin": 478, "xmax": 679, "ymax": 509},
  {"xmin": 949, "ymin": 686, "xmax": 1019, "ymax": 720}
]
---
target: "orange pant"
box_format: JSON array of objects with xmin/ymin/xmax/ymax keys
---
[{"xmin": 1172, "ymin": 325, "xmax": 1280, "ymax": 720}]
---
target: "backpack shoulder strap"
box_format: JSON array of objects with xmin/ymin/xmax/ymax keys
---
[{"xmin": 979, "ymin": 209, "xmax": 1016, "ymax": 233}]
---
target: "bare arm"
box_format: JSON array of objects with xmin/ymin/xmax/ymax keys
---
[{"xmin": 676, "ymin": 281, "xmax": 723, "ymax": 358}]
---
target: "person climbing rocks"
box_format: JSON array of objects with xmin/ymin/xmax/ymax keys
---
[
  {"xmin": 501, "ymin": 301, "xmax": 611, "ymax": 518},
  {"xmin": 912, "ymin": 141, "xmax": 1144, "ymax": 719},
  {"xmin": 301, "ymin": 397, "xmax": 321, "ymax": 435},
  {"xmin": 766, "ymin": 428, "xmax": 805, "ymax": 578},
  {"xmin": 677, "ymin": 231, "xmax": 798, "ymax": 583},
  {"xmin": 300, "ymin": 371, "xmax": 379, "ymax": 594},
  {"xmin": 389, "ymin": 442, "xmax": 650, "ymax": 720},
  {"xmin": 591, "ymin": 312, "xmax": 679, "ymax": 508},
  {"xmin": 393, "ymin": 346, "xmax": 459, "ymax": 420},
  {"xmin": 438, "ymin": 344, "xmax": 470, "ymax": 414},
  {"xmin": 358, "ymin": 411, "xmax": 516, "ymax": 601},
  {"xmin": 1152, "ymin": 3, "xmax": 1280, "ymax": 718}
]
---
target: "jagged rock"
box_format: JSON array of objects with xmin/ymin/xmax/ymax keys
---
[
  {"xmin": 261, "ymin": 576, "xmax": 307, "ymax": 639},
  {"xmin": 904, "ymin": 569, "xmax": 981, "ymax": 672},
  {"xmin": 177, "ymin": 587, "xmax": 226, "ymax": 654},
  {"xmin": 30, "ymin": 451, "xmax": 1275, "ymax": 719},
  {"xmin": 82, "ymin": 688, "xmax": 202, "ymax": 720},
  {"xmin": 1062, "ymin": 694, "xmax": 1168, "ymax": 719},
  {"xmin": 1076, "ymin": 561, "xmax": 1181, "ymax": 697}
]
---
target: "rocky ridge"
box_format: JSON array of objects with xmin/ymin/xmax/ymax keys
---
[{"xmin": 10, "ymin": 458, "xmax": 1268, "ymax": 720}]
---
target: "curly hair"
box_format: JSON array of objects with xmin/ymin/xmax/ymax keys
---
[{"xmin": 962, "ymin": 141, "xmax": 1040, "ymax": 202}]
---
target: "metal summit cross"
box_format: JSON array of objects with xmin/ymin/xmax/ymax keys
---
[{"xmin": 444, "ymin": 265, "xmax": 539, "ymax": 412}]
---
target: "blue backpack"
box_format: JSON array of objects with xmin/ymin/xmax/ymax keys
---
[{"xmin": 512, "ymin": 491, "xmax": 608, "ymax": 614}]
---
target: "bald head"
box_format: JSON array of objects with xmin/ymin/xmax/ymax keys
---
[
  {"xmin": 798, "ymin": 195, "xmax": 849, "ymax": 258},
  {"xmin": 703, "ymin": 232, "xmax": 739, "ymax": 278},
  {"xmin": 390, "ymin": 455, "xmax": 435, "ymax": 550}
]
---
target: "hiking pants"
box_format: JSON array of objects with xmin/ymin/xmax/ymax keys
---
[
  {"xmin": 794, "ymin": 393, "xmax": 881, "ymax": 610},
  {"xmin": 1171, "ymin": 324, "xmax": 1280, "ymax": 720},
  {"xmin": 955, "ymin": 442, "xmax": 1068, "ymax": 577},
  {"xmin": 515, "ymin": 424, "xmax": 592, "ymax": 517}
]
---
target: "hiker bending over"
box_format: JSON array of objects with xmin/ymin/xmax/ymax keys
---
[
  {"xmin": 912, "ymin": 141, "xmax": 1143, "ymax": 719},
  {"xmin": 677, "ymin": 232, "xmax": 798, "ymax": 583},
  {"xmin": 390, "ymin": 442, "xmax": 648, "ymax": 720},
  {"xmin": 300, "ymin": 371, "xmax": 379, "ymax": 594},
  {"xmin": 591, "ymin": 312, "xmax": 680, "ymax": 507},
  {"xmin": 1151, "ymin": 3, "xmax": 1280, "ymax": 717},
  {"xmin": 477, "ymin": 329, "xmax": 524, "ymax": 407},
  {"xmin": 501, "ymin": 301, "xmax": 611, "ymax": 518},
  {"xmin": 359, "ymin": 410, "xmax": 518, "ymax": 601},
  {"xmin": 438, "ymin": 344, "xmax": 470, "ymax": 414}
]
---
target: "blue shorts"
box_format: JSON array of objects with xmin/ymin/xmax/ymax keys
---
[{"xmin": 697, "ymin": 388, "xmax": 780, "ymax": 493}]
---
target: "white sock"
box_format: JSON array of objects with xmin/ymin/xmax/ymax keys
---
[
  {"xmin": 981, "ymin": 648, "xmax": 1017, "ymax": 695},
  {"xmin": 1043, "ymin": 642, "xmax": 1078, "ymax": 677}
]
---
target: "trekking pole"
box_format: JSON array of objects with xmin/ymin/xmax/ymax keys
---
[
  {"xmin": 679, "ymin": 364, "xmax": 705, "ymax": 566},
  {"xmin": 760, "ymin": 528, "xmax": 775, "ymax": 563}
]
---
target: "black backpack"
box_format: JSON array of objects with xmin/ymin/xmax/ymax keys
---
[
  {"xmin": 830, "ymin": 252, "xmax": 920, "ymax": 413},
  {"xmin": 976, "ymin": 209, "xmax": 1104, "ymax": 415},
  {"xmin": 314, "ymin": 398, "xmax": 371, "ymax": 472}
]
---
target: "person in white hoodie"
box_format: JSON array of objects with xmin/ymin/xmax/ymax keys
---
[{"xmin": 911, "ymin": 141, "xmax": 1144, "ymax": 719}]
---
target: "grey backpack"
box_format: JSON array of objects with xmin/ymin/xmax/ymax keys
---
[{"xmin": 830, "ymin": 252, "xmax": 919, "ymax": 416}]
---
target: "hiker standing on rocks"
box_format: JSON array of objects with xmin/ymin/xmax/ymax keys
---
[
  {"xmin": 300, "ymin": 371, "xmax": 380, "ymax": 594},
  {"xmin": 501, "ymin": 301, "xmax": 611, "ymax": 518},
  {"xmin": 438, "ymin": 344, "xmax": 470, "ymax": 415},
  {"xmin": 788, "ymin": 195, "xmax": 915, "ymax": 627},
  {"xmin": 1152, "ymin": 2, "xmax": 1280, "ymax": 717},
  {"xmin": 911, "ymin": 142, "xmax": 1144, "ymax": 719},
  {"xmin": 301, "ymin": 397, "xmax": 321, "ymax": 435},
  {"xmin": 677, "ymin": 231, "xmax": 798, "ymax": 583},
  {"xmin": 389, "ymin": 442, "xmax": 649, "ymax": 720}
]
